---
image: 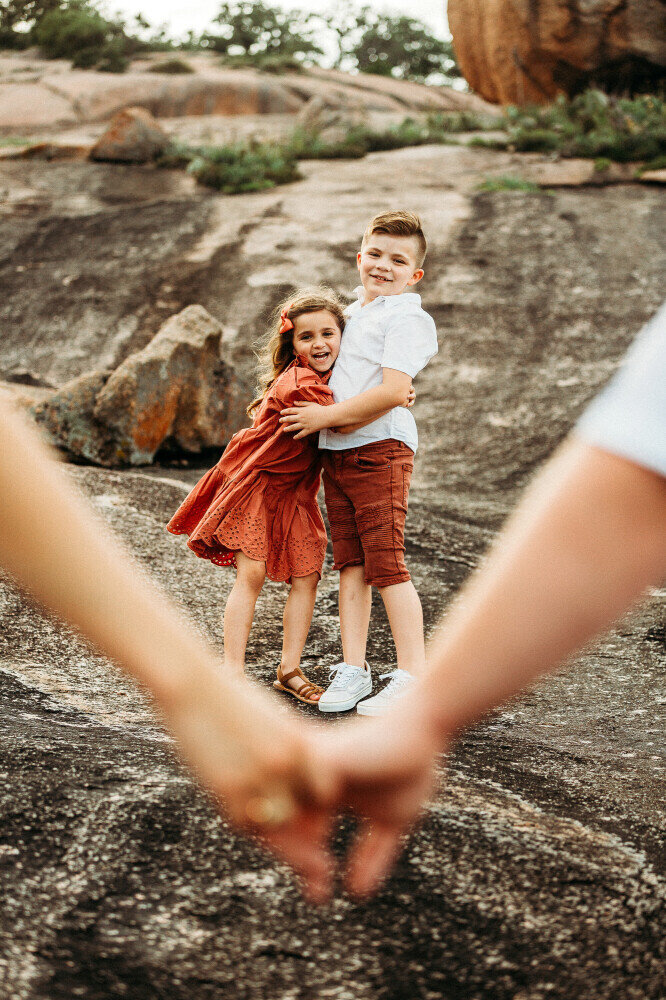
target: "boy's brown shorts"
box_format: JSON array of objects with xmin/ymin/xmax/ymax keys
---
[{"xmin": 321, "ymin": 439, "xmax": 414, "ymax": 588}]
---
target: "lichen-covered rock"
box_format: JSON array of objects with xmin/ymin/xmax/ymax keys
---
[
  {"xmin": 31, "ymin": 306, "xmax": 250, "ymax": 466},
  {"xmin": 31, "ymin": 370, "xmax": 116, "ymax": 464},
  {"xmin": 89, "ymin": 106, "xmax": 168, "ymax": 164},
  {"xmin": 94, "ymin": 305, "xmax": 249, "ymax": 464},
  {"xmin": 448, "ymin": 0, "xmax": 666, "ymax": 105}
]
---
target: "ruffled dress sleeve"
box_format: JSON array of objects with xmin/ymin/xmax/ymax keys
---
[{"xmin": 274, "ymin": 370, "xmax": 335, "ymax": 408}]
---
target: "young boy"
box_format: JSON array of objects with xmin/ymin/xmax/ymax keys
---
[{"xmin": 280, "ymin": 210, "xmax": 438, "ymax": 715}]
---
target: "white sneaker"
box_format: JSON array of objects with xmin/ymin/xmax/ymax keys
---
[
  {"xmin": 318, "ymin": 662, "xmax": 372, "ymax": 713},
  {"xmin": 356, "ymin": 668, "xmax": 416, "ymax": 716}
]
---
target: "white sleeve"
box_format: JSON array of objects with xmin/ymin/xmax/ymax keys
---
[
  {"xmin": 576, "ymin": 302, "xmax": 666, "ymax": 477},
  {"xmin": 381, "ymin": 310, "xmax": 439, "ymax": 378}
]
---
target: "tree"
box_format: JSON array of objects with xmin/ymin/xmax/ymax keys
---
[
  {"xmin": 325, "ymin": 4, "xmax": 461, "ymax": 85},
  {"xmin": 0, "ymin": 0, "xmax": 60, "ymax": 46},
  {"xmin": 205, "ymin": 1, "xmax": 322, "ymax": 62},
  {"xmin": 0, "ymin": 0, "xmax": 58, "ymax": 31}
]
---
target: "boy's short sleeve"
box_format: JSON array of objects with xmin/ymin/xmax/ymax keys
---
[
  {"xmin": 576, "ymin": 302, "xmax": 666, "ymax": 477},
  {"xmin": 381, "ymin": 309, "xmax": 439, "ymax": 378}
]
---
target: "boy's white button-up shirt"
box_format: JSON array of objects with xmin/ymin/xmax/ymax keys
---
[{"xmin": 319, "ymin": 287, "xmax": 438, "ymax": 454}]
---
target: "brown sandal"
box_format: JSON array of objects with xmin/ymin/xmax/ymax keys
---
[{"xmin": 273, "ymin": 665, "xmax": 324, "ymax": 705}]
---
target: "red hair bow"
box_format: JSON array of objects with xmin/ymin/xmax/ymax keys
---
[{"xmin": 279, "ymin": 306, "xmax": 294, "ymax": 334}]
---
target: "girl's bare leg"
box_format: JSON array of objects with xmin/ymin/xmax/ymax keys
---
[
  {"xmin": 223, "ymin": 551, "xmax": 266, "ymax": 675},
  {"xmin": 280, "ymin": 572, "xmax": 320, "ymax": 698}
]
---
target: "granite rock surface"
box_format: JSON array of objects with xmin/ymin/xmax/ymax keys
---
[{"xmin": 0, "ymin": 52, "xmax": 491, "ymax": 131}]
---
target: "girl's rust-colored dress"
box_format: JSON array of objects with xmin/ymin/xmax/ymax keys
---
[{"xmin": 167, "ymin": 358, "xmax": 334, "ymax": 582}]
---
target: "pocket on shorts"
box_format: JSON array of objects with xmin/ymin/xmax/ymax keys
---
[{"xmin": 354, "ymin": 451, "xmax": 390, "ymax": 470}]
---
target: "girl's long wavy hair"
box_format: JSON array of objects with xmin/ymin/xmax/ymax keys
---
[{"xmin": 247, "ymin": 288, "xmax": 346, "ymax": 417}]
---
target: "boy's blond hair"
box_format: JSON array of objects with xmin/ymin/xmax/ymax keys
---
[{"xmin": 362, "ymin": 211, "xmax": 427, "ymax": 269}]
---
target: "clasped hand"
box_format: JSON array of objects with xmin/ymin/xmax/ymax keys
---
[{"xmin": 204, "ymin": 680, "xmax": 443, "ymax": 904}]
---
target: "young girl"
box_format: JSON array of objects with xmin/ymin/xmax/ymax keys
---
[{"xmin": 167, "ymin": 289, "xmax": 346, "ymax": 705}]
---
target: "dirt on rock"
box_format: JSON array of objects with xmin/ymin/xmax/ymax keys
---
[{"xmin": 0, "ymin": 140, "xmax": 665, "ymax": 998}]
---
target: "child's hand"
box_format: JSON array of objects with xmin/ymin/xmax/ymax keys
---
[
  {"xmin": 404, "ymin": 384, "xmax": 416, "ymax": 408},
  {"xmin": 280, "ymin": 402, "xmax": 329, "ymax": 439}
]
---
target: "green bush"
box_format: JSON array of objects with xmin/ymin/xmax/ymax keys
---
[
  {"xmin": 502, "ymin": 91, "xmax": 666, "ymax": 163},
  {"xmin": 636, "ymin": 154, "xmax": 666, "ymax": 174},
  {"xmin": 71, "ymin": 45, "xmax": 99, "ymax": 67},
  {"xmin": 220, "ymin": 52, "xmax": 304, "ymax": 74},
  {"xmin": 468, "ymin": 136, "xmax": 509, "ymax": 150},
  {"xmin": 31, "ymin": 2, "xmax": 141, "ymax": 70},
  {"xmin": 512, "ymin": 128, "xmax": 563, "ymax": 153},
  {"xmin": 34, "ymin": 3, "xmax": 109, "ymax": 58},
  {"xmin": 97, "ymin": 52, "xmax": 128, "ymax": 73},
  {"xmin": 164, "ymin": 141, "xmax": 301, "ymax": 193},
  {"xmin": 148, "ymin": 58, "xmax": 194, "ymax": 74},
  {"xmin": 426, "ymin": 110, "xmax": 499, "ymax": 134},
  {"xmin": 0, "ymin": 26, "xmax": 32, "ymax": 49},
  {"xmin": 154, "ymin": 143, "xmax": 193, "ymax": 170}
]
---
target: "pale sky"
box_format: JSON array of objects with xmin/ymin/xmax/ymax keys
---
[{"xmin": 104, "ymin": 1, "xmax": 449, "ymax": 42}]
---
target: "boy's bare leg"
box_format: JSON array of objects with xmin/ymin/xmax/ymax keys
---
[
  {"xmin": 223, "ymin": 551, "xmax": 266, "ymax": 675},
  {"xmin": 379, "ymin": 580, "xmax": 426, "ymax": 675},
  {"xmin": 339, "ymin": 565, "xmax": 372, "ymax": 668}
]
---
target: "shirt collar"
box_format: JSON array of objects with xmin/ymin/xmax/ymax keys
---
[{"xmin": 353, "ymin": 285, "xmax": 422, "ymax": 309}]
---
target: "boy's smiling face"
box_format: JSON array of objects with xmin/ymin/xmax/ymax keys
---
[{"xmin": 357, "ymin": 233, "xmax": 424, "ymax": 303}]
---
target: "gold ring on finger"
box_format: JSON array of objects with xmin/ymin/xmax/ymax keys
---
[{"xmin": 244, "ymin": 793, "xmax": 296, "ymax": 828}]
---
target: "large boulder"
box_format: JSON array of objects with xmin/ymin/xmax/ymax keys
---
[
  {"xmin": 448, "ymin": 0, "xmax": 666, "ymax": 104},
  {"xmin": 296, "ymin": 94, "xmax": 370, "ymax": 145},
  {"xmin": 89, "ymin": 106, "xmax": 168, "ymax": 164},
  {"xmin": 31, "ymin": 306, "xmax": 250, "ymax": 466}
]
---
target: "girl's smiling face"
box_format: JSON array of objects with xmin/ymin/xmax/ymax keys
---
[{"xmin": 292, "ymin": 310, "xmax": 342, "ymax": 373}]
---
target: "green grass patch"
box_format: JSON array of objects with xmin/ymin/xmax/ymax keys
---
[
  {"xmin": 0, "ymin": 135, "xmax": 30, "ymax": 147},
  {"xmin": 477, "ymin": 176, "xmax": 542, "ymax": 193}
]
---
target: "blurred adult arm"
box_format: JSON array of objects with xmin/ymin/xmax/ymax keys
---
[
  {"xmin": 320, "ymin": 304, "xmax": 666, "ymax": 895},
  {"xmin": 0, "ymin": 401, "xmax": 336, "ymax": 900}
]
